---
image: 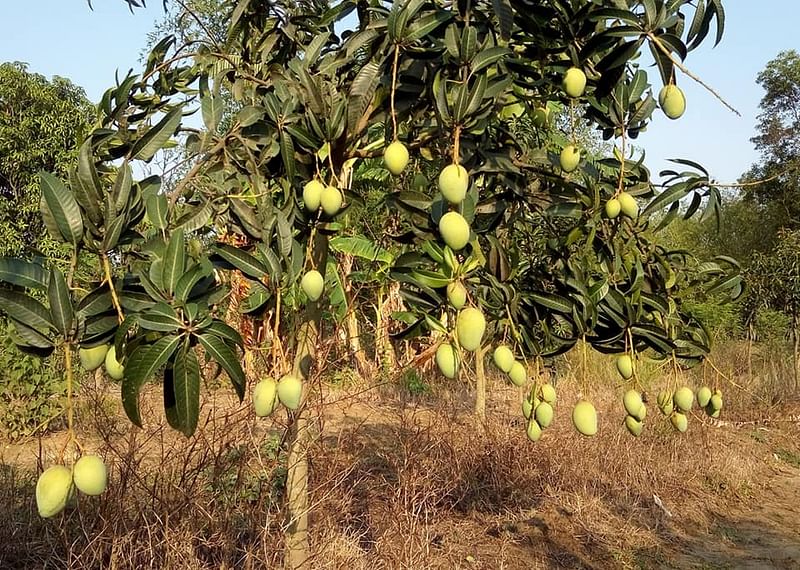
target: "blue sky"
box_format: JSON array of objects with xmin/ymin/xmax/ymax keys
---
[{"xmin": 1, "ymin": 1, "xmax": 797, "ymax": 185}]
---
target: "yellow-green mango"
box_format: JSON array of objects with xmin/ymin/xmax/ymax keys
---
[
  {"xmin": 696, "ymin": 386, "xmax": 712, "ymax": 408},
  {"xmin": 670, "ymin": 411, "xmax": 688, "ymax": 433},
  {"xmin": 438, "ymin": 211, "xmax": 470, "ymax": 251},
  {"xmin": 618, "ymin": 191, "xmax": 638, "ymax": 218},
  {"xmin": 455, "ymin": 307, "xmax": 485, "ymax": 351},
  {"xmin": 508, "ymin": 361, "xmax": 527, "ymax": 387},
  {"xmin": 301, "ymin": 270, "xmax": 324, "ymax": 302},
  {"xmin": 673, "ymin": 386, "xmax": 694, "ymax": 412},
  {"xmin": 383, "ymin": 140, "xmax": 410, "ymax": 175},
  {"xmin": 253, "ymin": 377, "xmax": 278, "ymax": 417},
  {"xmin": 535, "ymin": 401, "xmax": 554, "ymax": 428},
  {"xmin": 659, "ymin": 84, "xmax": 686, "ymax": 120},
  {"xmin": 709, "ymin": 393, "xmax": 723, "ymax": 411},
  {"xmin": 560, "ymin": 145, "xmax": 581, "ymax": 172},
  {"xmin": 572, "ymin": 400, "xmax": 598, "ymax": 436},
  {"xmin": 493, "ymin": 345, "xmax": 515, "ymax": 373},
  {"xmin": 625, "ymin": 415, "xmax": 643, "ymax": 437},
  {"xmin": 605, "ymin": 198, "xmax": 621, "ymax": 219},
  {"xmin": 533, "ymin": 106, "xmax": 550, "ymax": 127},
  {"xmin": 435, "ymin": 343, "xmax": 459, "ymax": 379},
  {"xmin": 623, "ymin": 389, "xmax": 643, "ymax": 417},
  {"xmin": 446, "ymin": 281, "xmax": 467, "ymax": 309},
  {"xmin": 563, "ymin": 67, "xmax": 587, "ymax": 98},
  {"xmin": 522, "ymin": 397, "xmax": 533, "ymax": 420},
  {"xmin": 36, "ymin": 465, "xmax": 73, "ymax": 518},
  {"xmin": 616, "ymin": 355, "xmax": 634, "ymax": 380},
  {"xmin": 104, "ymin": 345, "xmax": 124, "ymax": 380},
  {"xmin": 72, "ymin": 455, "xmax": 108, "ymax": 496},
  {"xmin": 302, "ymin": 180, "xmax": 324, "ymax": 212},
  {"xmin": 526, "ymin": 418, "xmax": 543, "ymax": 442},
  {"xmin": 539, "ymin": 383, "xmax": 557, "ymax": 404},
  {"xmin": 277, "ymin": 375, "xmax": 303, "ymax": 410},
  {"xmin": 438, "ymin": 164, "xmax": 469, "ymax": 204},
  {"xmin": 320, "ymin": 185, "xmax": 342, "ymax": 216},
  {"xmin": 79, "ymin": 344, "xmax": 109, "ymax": 372}
]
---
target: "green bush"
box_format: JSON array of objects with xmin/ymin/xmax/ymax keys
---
[
  {"xmin": 0, "ymin": 321, "xmax": 65, "ymax": 440},
  {"xmin": 754, "ymin": 308, "xmax": 791, "ymax": 342}
]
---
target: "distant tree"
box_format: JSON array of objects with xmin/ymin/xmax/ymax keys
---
[{"xmin": 0, "ymin": 62, "xmax": 94, "ymax": 257}]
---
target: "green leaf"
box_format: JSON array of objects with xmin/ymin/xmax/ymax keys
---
[
  {"xmin": 0, "ymin": 289, "xmax": 54, "ymax": 332},
  {"xmin": 47, "ymin": 267, "xmax": 73, "ymax": 336},
  {"xmin": 139, "ymin": 303, "xmax": 184, "ymax": 333},
  {"xmin": 203, "ymin": 320, "xmax": 244, "ymax": 346},
  {"xmin": 8, "ymin": 318, "xmax": 54, "ymax": 350},
  {"xmin": 74, "ymin": 140, "xmax": 103, "ymax": 224},
  {"xmin": 330, "ymin": 236, "xmax": 393, "ymax": 266},
  {"xmin": 405, "ymin": 11, "xmax": 452, "ymax": 42},
  {"xmin": 122, "ymin": 335, "xmax": 182, "ymax": 426},
  {"xmin": 131, "ymin": 106, "xmax": 183, "ymax": 162},
  {"xmin": 175, "ymin": 200, "xmax": 213, "ymax": 233},
  {"xmin": 471, "ymin": 47, "xmax": 509, "ymax": 75},
  {"xmin": 175, "ymin": 263, "xmax": 212, "ymax": 303},
  {"xmin": 173, "ymin": 340, "xmax": 200, "ymax": 436},
  {"xmin": 113, "ymin": 161, "xmax": 134, "ymax": 214},
  {"xmin": 146, "ymin": 193, "xmax": 169, "ymax": 229},
  {"xmin": 491, "ymin": 0, "xmax": 513, "ymax": 39},
  {"xmin": 211, "ymin": 244, "xmax": 268, "ymax": 280},
  {"xmin": 0, "ymin": 258, "xmax": 49, "ymax": 289},
  {"xmin": 161, "ymin": 229, "xmax": 186, "ymax": 295},
  {"xmin": 529, "ymin": 292, "xmax": 573, "ymax": 314},
  {"xmin": 39, "ymin": 171, "xmax": 84, "ymax": 245},
  {"xmin": 197, "ymin": 333, "xmax": 244, "ymax": 400},
  {"xmin": 201, "ymin": 92, "xmax": 223, "ymax": 132}
]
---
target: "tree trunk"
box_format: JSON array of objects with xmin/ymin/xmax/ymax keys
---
[
  {"xmin": 474, "ymin": 344, "xmax": 487, "ymax": 421},
  {"xmin": 339, "ymin": 254, "xmax": 371, "ymax": 376},
  {"xmin": 285, "ymin": 231, "xmax": 328, "ymax": 570},
  {"xmin": 793, "ymin": 313, "xmax": 799, "ymax": 393}
]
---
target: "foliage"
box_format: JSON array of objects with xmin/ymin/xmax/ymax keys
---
[{"xmin": 0, "ymin": 62, "xmax": 94, "ymax": 258}]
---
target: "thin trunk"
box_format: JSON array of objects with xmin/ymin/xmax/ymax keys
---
[
  {"xmin": 340, "ymin": 254, "xmax": 370, "ymax": 376},
  {"xmin": 474, "ymin": 344, "xmax": 487, "ymax": 421},
  {"xmin": 747, "ymin": 322, "xmax": 754, "ymax": 382},
  {"xmin": 285, "ymin": 231, "xmax": 328, "ymax": 570},
  {"xmin": 793, "ymin": 313, "xmax": 799, "ymax": 393}
]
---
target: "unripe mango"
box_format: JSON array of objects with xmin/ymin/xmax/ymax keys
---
[
  {"xmin": 455, "ymin": 307, "xmax": 485, "ymax": 352},
  {"xmin": 636, "ymin": 403, "xmax": 647, "ymax": 421},
  {"xmin": 535, "ymin": 401, "xmax": 554, "ymax": 428},
  {"xmin": 277, "ymin": 375, "xmax": 303, "ymax": 410},
  {"xmin": 508, "ymin": 361, "xmax": 527, "ymax": 387},
  {"xmin": 605, "ymin": 198, "xmax": 621, "ymax": 219},
  {"xmin": 301, "ymin": 270, "xmax": 324, "ymax": 302},
  {"xmin": 560, "ymin": 145, "xmax": 581, "ymax": 172},
  {"xmin": 438, "ymin": 211, "xmax": 470, "ymax": 251},
  {"xmin": 625, "ymin": 415, "xmax": 643, "ymax": 437},
  {"xmin": 384, "ymin": 141, "xmax": 410, "ymax": 175},
  {"xmin": 526, "ymin": 418, "xmax": 543, "ymax": 442},
  {"xmin": 253, "ymin": 377, "xmax": 278, "ymax": 417},
  {"xmin": 320, "ymin": 186, "xmax": 342, "ymax": 216},
  {"xmin": 302, "ymin": 180, "xmax": 324, "ymax": 212},
  {"xmin": 618, "ymin": 191, "xmax": 638, "ymax": 218},
  {"xmin": 657, "ymin": 390, "xmax": 673, "ymax": 415},
  {"xmin": 572, "ymin": 400, "xmax": 598, "ymax": 436},
  {"xmin": 616, "ymin": 355, "xmax": 633, "ymax": 380},
  {"xmin": 438, "ymin": 164, "xmax": 469, "ymax": 204},
  {"xmin": 435, "ymin": 343, "xmax": 459, "ymax": 379},
  {"xmin": 539, "ymin": 383, "xmax": 557, "ymax": 404},
  {"xmin": 710, "ymin": 393, "xmax": 723, "ymax": 411},
  {"xmin": 670, "ymin": 411, "xmax": 688, "ymax": 433},
  {"xmin": 522, "ymin": 397, "xmax": 533, "ymax": 420},
  {"xmin": 446, "ymin": 281, "xmax": 467, "ymax": 309},
  {"xmin": 104, "ymin": 345, "xmax": 124, "ymax": 380},
  {"xmin": 493, "ymin": 345, "xmax": 515, "ymax": 373},
  {"xmin": 36, "ymin": 465, "xmax": 73, "ymax": 518},
  {"xmin": 673, "ymin": 386, "xmax": 694, "ymax": 412},
  {"xmin": 533, "ymin": 106, "xmax": 550, "ymax": 127},
  {"xmin": 696, "ymin": 386, "xmax": 712, "ymax": 408},
  {"xmin": 623, "ymin": 389, "xmax": 643, "ymax": 417},
  {"xmin": 659, "ymin": 84, "xmax": 686, "ymax": 120},
  {"xmin": 563, "ymin": 67, "xmax": 587, "ymax": 98},
  {"xmin": 79, "ymin": 344, "xmax": 109, "ymax": 372},
  {"xmin": 72, "ymin": 455, "xmax": 108, "ymax": 496}
]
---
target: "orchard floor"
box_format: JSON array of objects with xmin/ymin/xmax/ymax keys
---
[{"xmin": 2, "ymin": 374, "xmax": 800, "ymax": 569}]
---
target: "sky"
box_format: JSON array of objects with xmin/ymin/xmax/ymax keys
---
[{"xmin": 1, "ymin": 0, "xmax": 797, "ymax": 186}]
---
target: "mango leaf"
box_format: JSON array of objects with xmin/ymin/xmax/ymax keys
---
[
  {"xmin": 113, "ymin": 161, "xmax": 134, "ymax": 214},
  {"xmin": 122, "ymin": 334, "xmax": 182, "ymax": 426},
  {"xmin": 8, "ymin": 317, "xmax": 54, "ymax": 352},
  {"xmin": 39, "ymin": 171, "xmax": 83, "ymax": 245},
  {"xmin": 47, "ymin": 267, "xmax": 73, "ymax": 336},
  {"xmin": 146, "ymin": 193, "xmax": 168, "ymax": 229},
  {"xmin": 330, "ymin": 235, "xmax": 393, "ymax": 266},
  {"xmin": 139, "ymin": 302, "xmax": 184, "ymax": 333},
  {"xmin": 131, "ymin": 107, "xmax": 183, "ymax": 162},
  {"xmin": 197, "ymin": 333, "xmax": 244, "ymax": 400},
  {"xmin": 201, "ymin": 92, "xmax": 223, "ymax": 132},
  {"xmin": 529, "ymin": 291, "xmax": 573, "ymax": 314},
  {"xmin": 0, "ymin": 289, "xmax": 54, "ymax": 332},
  {"xmin": 211, "ymin": 244, "xmax": 268, "ymax": 280},
  {"xmin": 74, "ymin": 140, "xmax": 103, "ymax": 223},
  {"xmin": 203, "ymin": 320, "xmax": 243, "ymax": 346},
  {"xmin": 0, "ymin": 258, "xmax": 49, "ymax": 289},
  {"xmin": 164, "ymin": 365, "xmax": 180, "ymax": 431},
  {"xmin": 173, "ymin": 340, "xmax": 200, "ymax": 436},
  {"xmin": 161, "ymin": 229, "xmax": 186, "ymax": 295}
]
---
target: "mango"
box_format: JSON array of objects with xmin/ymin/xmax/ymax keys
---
[
  {"xmin": 535, "ymin": 401, "xmax": 554, "ymax": 428},
  {"xmin": 438, "ymin": 211, "xmax": 470, "ymax": 251},
  {"xmin": 560, "ymin": 145, "xmax": 581, "ymax": 172},
  {"xmin": 438, "ymin": 164, "xmax": 469, "ymax": 204},
  {"xmin": 618, "ymin": 191, "xmax": 638, "ymax": 218},
  {"xmin": 623, "ymin": 389, "xmax": 643, "ymax": 417},
  {"xmin": 563, "ymin": 67, "xmax": 587, "ymax": 98},
  {"xmin": 320, "ymin": 185, "xmax": 342, "ymax": 216},
  {"xmin": 522, "ymin": 397, "xmax": 533, "ymax": 420},
  {"xmin": 605, "ymin": 198, "xmax": 621, "ymax": 219},
  {"xmin": 301, "ymin": 270, "xmax": 324, "ymax": 302},
  {"xmin": 493, "ymin": 345, "xmax": 515, "ymax": 373},
  {"xmin": 673, "ymin": 386, "xmax": 694, "ymax": 412},
  {"xmin": 277, "ymin": 375, "xmax": 303, "ymax": 410},
  {"xmin": 508, "ymin": 361, "xmax": 527, "ymax": 387},
  {"xmin": 384, "ymin": 141, "xmax": 410, "ymax": 175},
  {"xmin": 302, "ymin": 180, "xmax": 324, "ymax": 212},
  {"xmin": 72, "ymin": 455, "xmax": 108, "ymax": 496},
  {"xmin": 572, "ymin": 400, "xmax": 598, "ymax": 436},
  {"xmin": 710, "ymin": 393, "xmax": 723, "ymax": 411},
  {"xmin": 696, "ymin": 386, "xmax": 712, "ymax": 408},
  {"xmin": 670, "ymin": 411, "xmax": 688, "ymax": 433},
  {"xmin": 539, "ymin": 383, "xmax": 557, "ymax": 403},
  {"xmin": 616, "ymin": 355, "xmax": 633, "ymax": 380},
  {"xmin": 79, "ymin": 344, "xmax": 109, "ymax": 372},
  {"xmin": 36, "ymin": 465, "xmax": 73, "ymax": 518},
  {"xmin": 446, "ymin": 281, "xmax": 467, "ymax": 309},
  {"xmin": 253, "ymin": 377, "xmax": 278, "ymax": 417},
  {"xmin": 526, "ymin": 418, "xmax": 543, "ymax": 442},
  {"xmin": 435, "ymin": 343, "xmax": 459, "ymax": 379},
  {"xmin": 455, "ymin": 307, "xmax": 485, "ymax": 351},
  {"xmin": 533, "ymin": 106, "xmax": 550, "ymax": 127},
  {"xmin": 659, "ymin": 84, "xmax": 686, "ymax": 120},
  {"xmin": 625, "ymin": 415, "xmax": 643, "ymax": 437},
  {"xmin": 104, "ymin": 345, "xmax": 124, "ymax": 380}
]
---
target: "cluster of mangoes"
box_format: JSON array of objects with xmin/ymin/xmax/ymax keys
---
[
  {"xmin": 522, "ymin": 383, "xmax": 557, "ymax": 441},
  {"xmin": 252, "ymin": 374, "xmax": 303, "ymax": 417},
  {"xmin": 79, "ymin": 343, "xmax": 125, "ymax": 380},
  {"xmin": 492, "ymin": 345, "xmax": 527, "ymax": 387},
  {"xmin": 36, "ymin": 455, "xmax": 108, "ymax": 518},
  {"xmin": 434, "ymin": 307, "xmax": 487, "ymax": 378},
  {"xmin": 302, "ymin": 179, "xmax": 343, "ymax": 217}
]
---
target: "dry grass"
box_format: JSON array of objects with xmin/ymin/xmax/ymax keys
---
[{"xmin": 1, "ymin": 342, "xmax": 799, "ymax": 569}]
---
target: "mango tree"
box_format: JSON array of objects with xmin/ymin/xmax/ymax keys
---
[{"xmin": 1, "ymin": 0, "xmax": 743, "ymax": 568}]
